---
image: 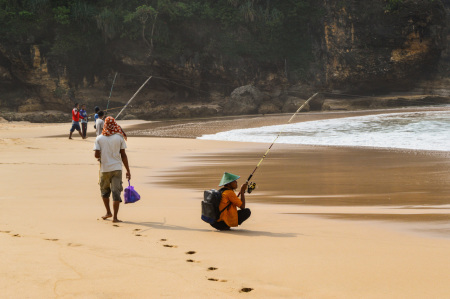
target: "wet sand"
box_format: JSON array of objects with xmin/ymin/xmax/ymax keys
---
[
  {"xmin": 159, "ymin": 145, "xmax": 450, "ymax": 206},
  {"xmin": 158, "ymin": 143, "xmax": 450, "ymax": 237}
]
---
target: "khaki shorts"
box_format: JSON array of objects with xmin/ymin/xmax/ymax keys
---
[{"xmin": 99, "ymin": 170, "xmax": 123, "ymax": 202}]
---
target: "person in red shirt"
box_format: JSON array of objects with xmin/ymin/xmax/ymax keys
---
[{"xmin": 69, "ymin": 103, "xmax": 85, "ymax": 139}]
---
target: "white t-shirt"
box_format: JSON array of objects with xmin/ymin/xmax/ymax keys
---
[
  {"xmin": 95, "ymin": 118, "xmax": 104, "ymax": 136},
  {"xmin": 93, "ymin": 134, "xmax": 127, "ymax": 172}
]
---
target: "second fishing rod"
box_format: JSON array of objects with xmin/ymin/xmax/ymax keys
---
[{"xmin": 238, "ymin": 92, "xmax": 320, "ymax": 196}]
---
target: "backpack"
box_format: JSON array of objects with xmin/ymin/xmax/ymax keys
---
[{"xmin": 201, "ymin": 188, "xmax": 231, "ymax": 224}]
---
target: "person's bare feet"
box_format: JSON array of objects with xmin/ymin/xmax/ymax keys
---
[
  {"xmin": 102, "ymin": 214, "xmax": 112, "ymax": 220},
  {"xmin": 69, "ymin": 137, "xmax": 72, "ymax": 139},
  {"xmin": 112, "ymin": 218, "xmax": 122, "ymax": 223}
]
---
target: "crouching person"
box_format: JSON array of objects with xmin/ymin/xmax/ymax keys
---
[{"xmin": 211, "ymin": 172, "xmax": 251, "ymax": 231}]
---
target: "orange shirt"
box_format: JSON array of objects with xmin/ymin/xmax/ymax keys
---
[{"xmin": 217, "ymin": 189, "xmax": 243, "ymax": 227}]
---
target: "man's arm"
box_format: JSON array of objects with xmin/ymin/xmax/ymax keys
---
[
  {"xmin": 94, "ymin": 150, "xmax": 100, "ymax": 159},
  {"xmin": 239, "ymin": 182, "xmax": 248, "ymax": 209},
  {"xmin": 120, "ymin": 149, "xmax": 131, "ymax": 180}
]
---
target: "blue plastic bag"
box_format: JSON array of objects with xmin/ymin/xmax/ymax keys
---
[{"xmin": 124, "ymin": 180, "xmax": 140, "ymax": 204}]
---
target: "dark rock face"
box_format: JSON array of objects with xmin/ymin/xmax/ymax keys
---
[
  {"xmin": 0, "ymin": 44, "xmax": 72, "ymax": 112},
  {"xmin": 258, "ymin": 102, "xmax": 282, "ymax": 114},
  {"xmin": 0, "ymin": 111, "xmax": 68, "ymax": 123},
  {"xmin": 320, "ymin": 0, "xmax": 446, "ymax": 92},
  {"xmin": 439, "ymin": 0, "xmax": 450, "ymax": 76},
  {"xmin": 281, "ymin": 97, "xmax": 309, "ymax": 113},
  {"xmin": 222, "ymin": 85, "xmax": 263, "ymax": 115}
]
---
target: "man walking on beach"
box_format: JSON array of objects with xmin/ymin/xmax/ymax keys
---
[
  {"xmin": 69, "ymin": 103, "xmax": 85, "ymax": 139},
  {"xmin": 93, "ymin": 117, "xmax": 131, "ymax": 223},
  {"xmin": 211, "ymin": 172, "xmax": 251, "ymax": 231}
]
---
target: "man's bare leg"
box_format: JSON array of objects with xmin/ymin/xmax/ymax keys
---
[
  {"xmin": 101, "ymin": 197, "xmax": 112, "ymax": 219},
  {"xmin": 69, "ymin": 131, "xmax": 73, "ymax": 139},
  {"xmin": 112, "ymin": 201, "xmax": 121, "ymax": 223}
]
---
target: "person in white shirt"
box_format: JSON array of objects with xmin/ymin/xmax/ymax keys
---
[
  {"xmin": 95, "ymin": 111, "xmax": 105, "ymax": 136},
  {"xmin": 93, "ymin": 116, "xmax": 131, "ymax": 223}
]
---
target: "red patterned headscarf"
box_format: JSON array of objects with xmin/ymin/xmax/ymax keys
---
[{"xmin": 102, "ymin": 116, "xmax": 127, "ymax": 140}]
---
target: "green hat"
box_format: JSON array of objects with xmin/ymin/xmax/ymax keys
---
[{"xmin": 218, "ymin": 172, "xmax": 240, "ymax": 186}]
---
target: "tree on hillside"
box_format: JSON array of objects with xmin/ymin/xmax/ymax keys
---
[{"xmin": 125, "ymin": 5, "xmax": 158, "ymax": 57}]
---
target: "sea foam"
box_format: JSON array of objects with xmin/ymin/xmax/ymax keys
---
[{"xmin": 198, "ymin": 110, "xmax": 450, "ymax": 152}]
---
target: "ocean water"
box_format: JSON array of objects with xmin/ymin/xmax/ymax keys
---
[{"xmin": 198, "ymin": 109, "xmax": 450, "ymax": 152}]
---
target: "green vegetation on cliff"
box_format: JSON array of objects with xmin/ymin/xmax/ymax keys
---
[{"xmin": 0, "ymin": 0, "xmax": 322, "ymax": 86}]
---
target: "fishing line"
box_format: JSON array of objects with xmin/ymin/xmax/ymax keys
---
[
  {"xmin": 87, "ymin": 71, "xmax": 446, "ymax": 121},
  {"xmin": 320, "ymin": 92, "xmax": 447, "ymax": 106},
  {"xmin": 86, "ymin": 105, "xmax": 123, "ymax": 118},
  {"xmin": 117, "ymin": 72, "xmax": 237, "ymax": 87},
  {"xmin": 111, "ymin": 72, "xmax": 446, "ymax": 106},
  {"xmin": 238, "ymin": 92, "xmax": 320, "ymax": 195},
  {"xmin": 111, "ymin": 71, "xmax": 237, "ymax": 95},
  {"xmin": 152, "ymin": 76, "xmax": 210, "ymax": 94}
]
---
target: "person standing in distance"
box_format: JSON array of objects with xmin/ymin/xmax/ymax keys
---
[
  {"xmin": 93, "ymin": 106, "xmax": 100, "ymax": 129},
  {"xmin": 69, "ymin": 103, "xmax": 84, "ymax": 139},
  {"xmin": 93, "ymin": 117, "xmax": 131, "ymax": 223},
  {"xmin": 95, "ymin": 111, "xmax": 105, "ymax": 136},
  {"xmin": 79, "ymin": 104, "xmax": 88, "ymax": 138}
]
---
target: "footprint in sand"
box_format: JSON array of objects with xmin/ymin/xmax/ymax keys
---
[
  {"xmin": 135, "ymin": 234, "xmax": 142, "ymax": 237},
  {"xmin": 186, "ymin": 259, "xmax": 201, "ymax": 263},
  {"xmin": 207, "ymin": 278, "xmax": 227, "ymax": 282},
  {"xmin": 45, "ymin": 238, "xmax": 59, "ymax": 241},
  {"xmin": 113, "ymin": 224, "xmax": 120, "ymax": 227},
  {"xmin": 185, "ymin": 251, "xmax": 196, "ymax": 255},
  {"xmin": 67, "ymin": 243, "xmax": 82, "ymax": 247},
  {"xmin": 207, "ymin": 267, "xmax": 217, "ymax": 271},
  {"xmin": 240, "ymin": 288, "xmax": 254, "ymax": 293},
  {"xmin": 160, "ymin": 239, "xmax": 167, "ymax": 242},
  {"xmin": 12, "ymin": 234, "xmax": 20, "ymax": 237},
  {"xmin": 163, "ymin": 244, "xmax": 177, "ymax": 248},
  {"xmin": 0, "ymin": 230, "xmax": 11, "ymax": 234},
  {"xmin": 134, "ymin": 229, "xmax": 141, "ymax": 231}
]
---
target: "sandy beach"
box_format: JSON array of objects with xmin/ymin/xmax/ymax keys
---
[{"xmin": 1, "ymin": 110, "xmax": 449, "ymax": 298}]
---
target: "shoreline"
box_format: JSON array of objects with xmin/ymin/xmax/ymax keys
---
[{"xmin": 125, "ymin": 106, "xmax": 450, "ymax": 138}]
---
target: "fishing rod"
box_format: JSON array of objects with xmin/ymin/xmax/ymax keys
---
[
  {"xmin": 240, "ymin": 92, "xmax": 320, "ymax": 195},
  {"xmin": 115, "ymin": 76, "xmax": 152, "ymax": 120},
  {"xmin": 106, "ymin": 72, "xmax": 118, "ymax": 113}
]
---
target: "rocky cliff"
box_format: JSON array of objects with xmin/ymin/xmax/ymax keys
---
[
  {"xmin": 320, "ymin": 0, "xmax": 447, "ymax": 92},
  {"xmin": 0, "ymin": 0, "xmax": 449, "ymax": 122}
]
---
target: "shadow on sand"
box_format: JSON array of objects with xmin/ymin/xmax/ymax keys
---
[{"xmin": 123, "ymin": 221, "xmax": 299, "ymax": 238}]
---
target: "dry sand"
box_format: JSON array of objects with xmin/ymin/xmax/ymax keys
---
[{"xmin": 0, "ymin": 111, "xmax": 449, "ymax": 298}]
